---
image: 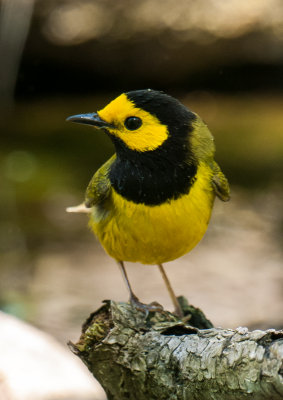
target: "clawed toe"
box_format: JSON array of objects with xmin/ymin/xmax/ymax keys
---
[
  {"xmin": 149, "ymin": 301, "xmax": 164, "ymax": 312},
  {"xmin": 130, "ymin": 295, "xmax": 164, "ymax": 315}
]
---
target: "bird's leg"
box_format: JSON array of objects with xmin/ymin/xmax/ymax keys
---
[
  {"xmin": 117, "ymin": 261, "xmax": 163, "ymax": 315},
  {"xmin": 158, "ymin": 264, "xmax": 183, "ymax": 318}
]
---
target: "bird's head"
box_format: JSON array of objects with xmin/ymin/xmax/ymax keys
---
[{"xmin": 67, "ymin": 89, "xmax": 215, "ymax": 162}]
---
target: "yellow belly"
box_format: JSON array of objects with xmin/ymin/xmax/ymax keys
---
[{"xmin": 89, "ymin": 162, "xmax": 215, "ymax": 264}]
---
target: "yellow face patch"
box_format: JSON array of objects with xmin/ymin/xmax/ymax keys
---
[{"xmin": 97, "ymin": 93, "xmax": 168, "ymax": 152}]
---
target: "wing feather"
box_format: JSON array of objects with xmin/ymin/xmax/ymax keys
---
[
  {"xmin": 211, "ymin": 161, "xmax": 230, "ymax": 202},
  {"xmin": 85, "ymin": 155, "xmax": 115, "ymax": 207}
]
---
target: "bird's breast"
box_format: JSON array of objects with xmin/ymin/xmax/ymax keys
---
[{"xmin": 89, "ymin": 161, "xmax": 215, "ymax": 264}]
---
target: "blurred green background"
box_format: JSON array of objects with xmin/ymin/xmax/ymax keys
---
[{"xmin": 0, "ymin": 0, "xmax": 282, "ymax": 341}]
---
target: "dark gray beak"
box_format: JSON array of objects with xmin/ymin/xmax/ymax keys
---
[{"xmin": 66, "ymin": 112, "xmax": 113, "ymax": 129}]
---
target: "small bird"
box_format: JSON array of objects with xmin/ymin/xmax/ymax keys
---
[{"xmin": 66, "ymin": 89, "xmax": 230, "ymax": 317}]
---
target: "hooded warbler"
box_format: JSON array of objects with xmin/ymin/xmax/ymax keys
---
[{"xmin": 67, "ymin": 89, "xmax": 230, "ymax": 317}]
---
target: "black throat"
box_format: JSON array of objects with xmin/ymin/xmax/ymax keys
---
[{"xmin": 108, "ymin": 137, "xmax": 197, "ymax": 206}]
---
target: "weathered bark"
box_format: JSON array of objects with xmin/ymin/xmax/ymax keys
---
[{"xmin": 69, "ymin": 298, "xmax": 283, "ymax": 400}]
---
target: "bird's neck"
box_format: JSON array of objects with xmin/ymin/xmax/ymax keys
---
[{"xmin": 109, "ymin": 145, "xmax": 197, "ymax": 206}]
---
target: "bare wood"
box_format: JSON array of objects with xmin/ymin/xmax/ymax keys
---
[{"xmin": 69, "ymin": 299, "xmax": 283, "ymax": 400}]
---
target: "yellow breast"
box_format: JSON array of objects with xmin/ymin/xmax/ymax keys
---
[{"xmin": 89, "ymin": 162, "xmax": 215, "ymax": 265}]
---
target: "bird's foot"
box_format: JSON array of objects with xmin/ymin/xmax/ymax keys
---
[
  {"xmin": 173, "ymin": 305, "xmax": 184, "ymax": 319},
  {"xmin": 129, "ymin": 294, "xmax": 164, "ymax": 317}
]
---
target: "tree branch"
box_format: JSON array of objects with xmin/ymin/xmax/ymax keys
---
[{"xmin": 69, "ymin": 298, "xmax": 283, "ymax": 400}]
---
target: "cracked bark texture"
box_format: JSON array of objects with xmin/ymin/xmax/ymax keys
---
[{"xmin": 70, "ymin": 299, "xmax": 283, "ymax": 400}]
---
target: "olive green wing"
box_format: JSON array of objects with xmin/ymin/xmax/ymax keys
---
[
  {"xmin": 84, "ymin": 155, "xmax": 115, "ymax": 208},
  {"xmin": 211, "ymin": 161, "xmax": 230, "ymax": 202}
]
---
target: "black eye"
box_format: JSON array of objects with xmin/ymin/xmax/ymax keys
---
[{"xmin": 124, "ymin": 116, "xmax": 142, "ymax": 130}]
